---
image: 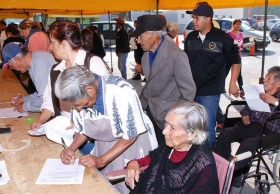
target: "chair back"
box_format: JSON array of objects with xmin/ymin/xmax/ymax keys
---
[{"xmin": 213, "ymin": 152, "xmax": 234, "ymax": 194}]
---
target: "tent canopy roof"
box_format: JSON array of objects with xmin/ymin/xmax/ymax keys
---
[{"xmin": 0, "ymin": 0, "xmax": 279, "ymax": 18}]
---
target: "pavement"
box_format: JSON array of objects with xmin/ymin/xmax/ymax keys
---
[{"xmin": 103, "ymin": 36, "xmax": 280, "ymax": 194}]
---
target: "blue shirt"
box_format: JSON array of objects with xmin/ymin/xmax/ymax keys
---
[{"xmin": 149, "ymin": 37, "xmax": 165, "ymax": 68}]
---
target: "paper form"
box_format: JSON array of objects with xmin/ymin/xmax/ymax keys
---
[
  {"xmin": 243, "ymin": 84, "xmax": 271, "ymax": 113},
  {"xmin": 0, "ymin": 160, "xmax": 11, "ymax": 185},
  {"xmin": 35, "ymin": 158, "xmax": 85, "ymax": 185},
  {"xmin": 0, "ymin": 108, "xmax": 28, "ymax": 118}
]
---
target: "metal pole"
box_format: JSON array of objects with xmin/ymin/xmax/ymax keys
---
[
  {"xmin": 259, "ymin": 0, "xmax": 268, "ymax": 84},
  {"xmin": 108, "ymin": 11, "xmax": 113, "ymax": 73},
  {"xmin": 80, "ymin": 10, "xmax": 84, "ymax": 29},
  {"xmin": 156, "ymin": 0, "xmax": 159, "ymax": 15}
]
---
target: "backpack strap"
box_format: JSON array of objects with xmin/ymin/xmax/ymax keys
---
[
  {"xmin": 84, "ymin": 52, "xmax": 112, "ymax": 74},
  {"xmin": 50, "ymin": 63, "xmax": 62, "ymax": 118}
]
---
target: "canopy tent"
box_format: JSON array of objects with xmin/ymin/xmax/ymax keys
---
[{"xmin": 1, "ymin": 0, "xmax": 280, "ymax": 17}]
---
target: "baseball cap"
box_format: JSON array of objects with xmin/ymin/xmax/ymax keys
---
[
  {"xmin": 135, "ymin": 15, "xmax": 163, "ymax": 36},
  {"xmin": 2, "ymin": 42, "xmax": 22, "ymax": 70},
  {"xmin": 114, "ymin": 17, "xmax": 124, "ymax": 24},
  {"xmin": 186, "ymin": 2, "xmax": 214, "ymax": 18}
]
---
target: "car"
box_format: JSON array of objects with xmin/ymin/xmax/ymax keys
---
[
  {"xmin": 242, "ymin": 21, "xmax": 251, "ymax": 27},
  {"xmin": 265, "ymin": 19, "xmax": 280, "ymax": 30},
  {"xmin": 270, "ymin": 22, "xmax": 280, "ymax": 42},
  {"xmin": 241, "ymin": 17, "xmax": 258, "ymax": 30},
  {"xmin": 90, "ymin": 21, "xmax": 134, "ymax": 47},
  {"xmin": 252, "ymin": 15, "xmax": 279, "ymax": 30},
  {"xmin": 183, "ymin": 18, "xmax": 270, "ymax": 51}
]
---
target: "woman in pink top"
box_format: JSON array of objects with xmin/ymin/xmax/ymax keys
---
[
  {"xmin": 19, "ymin": 19, "xmax": 50, "ymax": 52},
  {"xmin": 227, "ymin": 19, "xmax": 244, "ymax": 94}
]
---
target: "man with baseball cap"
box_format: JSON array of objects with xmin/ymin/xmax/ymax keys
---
[
  {"xmin": 184, "ymin": 2, "xmax": 241, "ymax": 145},
  {"xmin": 114, "ymin": 17, "xmax": 130, "ymax": 80},
  {"xmin": 2, "ymin": 42, "xmax": 56, "ymax": 113},
  {"xmin": 135, "ymin": 14, "xmax": 196, "ymax": 144}
]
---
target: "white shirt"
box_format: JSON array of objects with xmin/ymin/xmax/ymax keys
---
[{"xmin": 41, "ymin": 49, "xmax": 109, "ymax": 118}]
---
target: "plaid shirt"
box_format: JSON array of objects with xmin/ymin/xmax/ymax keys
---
[{"xmin": 240, "ymin": 91, "xmax": 280, "ymax": 133}]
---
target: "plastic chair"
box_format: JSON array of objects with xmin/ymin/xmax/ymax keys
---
[{"xmin": 214, "ymin": 151, "xmax": 252, "ymax": 194}]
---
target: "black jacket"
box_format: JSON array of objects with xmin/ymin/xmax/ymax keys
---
[
  {"xmin": 184, "ymin": 27, "xmax": 240, "ymax": 96},
  {"xmin": 115, "ymin": 27, "xmax": 130, "ymax": 53}
]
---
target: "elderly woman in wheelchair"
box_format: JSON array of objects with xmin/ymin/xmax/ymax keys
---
[
  {"xmin": 213, "ymin": 66, "xmax": 280, "ymax": 190},
  {"xmin": 125, "ymin": 101, "xmax": 219, "ymax": 193}
]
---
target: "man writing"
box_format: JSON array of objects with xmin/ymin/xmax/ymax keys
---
[{"xmin": 2, "ymin": 42, "xmax": 56, "ymax": 113}]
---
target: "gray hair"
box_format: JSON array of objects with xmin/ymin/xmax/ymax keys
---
[
  {"xmin": 267, "ymin": 66, "xmax": 280, "ymax": 82},
  {"xmin": 168, "ymin": 101, "xmax": 208, "ymax": 145},
  {"xmin": 146, "ymin": 30, "xmax": 163, "ymax": 38},
  {"xmin": 15, "ymin": 47, "xmax": 29, "ymax": 58},
  {"xmin": 54, "ymin": 65, "xmax": 97, "ymax": 102}
]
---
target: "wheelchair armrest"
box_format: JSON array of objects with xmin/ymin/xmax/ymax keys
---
[
  {"xmin": 234, "ymin": 151, "xmax": 252, "ymax": 162},
  {"xmin": 230, "ymin": 100, "xmax": 247, "ymax": 106},
  {"xmin": 266, "ymin": 112, "xmax": 280, "ymax": 122}
]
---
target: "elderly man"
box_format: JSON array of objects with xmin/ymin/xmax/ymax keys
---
[
  {"xmin": 55, "ymin": 65, "xmax": 157, "ymax": 193},
  {"xmin": 114, "ymin": 17, "xmax": 130, "ymax": 80},
  {"xmin": 213, "ymin": 66, "xmax": 280, "ymax": 188},
  {"xmin": 135, "ymin": 15, "xmax": 196, "ymax": 144},
  {"xmin": 184, "ymin": 2, "xmax": 241, "ymax": 144},
  {"xmin": 167, "ymin": 21, "xmax": 179, "ymax": 39},
  {"xmin": 2, "ymin": 42, "xmax": 56, "ymax": 113}
]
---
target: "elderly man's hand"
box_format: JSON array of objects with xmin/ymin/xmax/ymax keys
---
[
  {"xmin": 259, "ymin": 93, "xmax": 278, "ymax": 105},
  {"xmin": 135, "ymin": 63, "xmax": 143, "ymax": 75},
  {"xmin": 125, "ymin": 161, "xmax": 140, "ymax": 190},
  {"xmin": 242, "ymin": 115, "xmax": 250, "ymax": 125},
  {"xmin": 229, "ymin": 83, "xmax": 240, "ymax": 98},
  {"xmin": 14, "ymin": 103, "xmax": 24, "ymax": 113},
  {"xmin": 60, "ymin": 148, "xmax": 76, "ymax": 165},
  {"xmin": 78, "ymin": 154, "xmax": 105, "ymax": 168}
]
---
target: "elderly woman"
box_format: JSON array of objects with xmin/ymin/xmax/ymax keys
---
[
  {"xmin": 55, "ymin": 65, "xmax": 158, "ymax": 193},
  {"xmin": 125, "ymin": 101, "xmax": 219, "ymax": 194}
]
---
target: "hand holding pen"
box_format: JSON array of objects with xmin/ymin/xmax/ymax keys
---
[
  {"xmin": 61, "ymin": 137, "xmax": 75, "ymax": 165},
  {"xmin": 11, "ymin": 93, "xmax": 23, "ymax": 106}
]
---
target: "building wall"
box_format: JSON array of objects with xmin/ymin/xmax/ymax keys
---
[{"xmin": 99, "ymin": 8, "xmax": 244, "ymax": 34}]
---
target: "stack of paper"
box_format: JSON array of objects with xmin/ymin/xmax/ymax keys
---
[
  {"xmin": 0, "ymin": 160, "xmax": 11, "ymax": 185},
  {"xmin": 0, "ymin": 108, "xmax": 28, "ymax": 118},
  {"xmin": 243, "ymin": 84, "xmax": 271, "ymax": 113},
  {"xmin": 35, "ymin": 158, "xmax": 85, "ymax": 185}
]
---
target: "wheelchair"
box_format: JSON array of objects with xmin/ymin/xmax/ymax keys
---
[{"xmin": 217, "ymin": 100, "xmax": 280, "ymax": 194}]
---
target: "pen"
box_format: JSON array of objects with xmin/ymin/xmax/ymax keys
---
[
  {"xmin": 11, "ymin": 93, "xmax": 21, "ymax": 104},
  {"xmin": 61, "ymin": 137, "xmax": 74, "ymax": 164}
]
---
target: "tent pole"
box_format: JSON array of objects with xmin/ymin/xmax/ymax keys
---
[
  {"xmin": 108, "ymin": 11, "xmax": 113, "ymax": 73},
  {"xmin": 80, "ymin": 10, "xmax": 84, "ymax": 29},
  {"xmin": 156, "ymin": 0, "xmax": 159, "ymax": 14},
  {"xmin": 259, "ymin": 0, "xmax": 268, "ymax": 84}
]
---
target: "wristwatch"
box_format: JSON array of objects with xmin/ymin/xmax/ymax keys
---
[{"xmin": 274, "ymin": 101, "xmax": 279, "ymax": 106}]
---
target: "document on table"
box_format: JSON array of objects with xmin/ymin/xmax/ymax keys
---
[
  {"xmin": 0, "ymin": 107, "xmax": 28, "ymax": 118},
  {"xmin": 243, "ymin": 84, "xmax": 271, "ymax": 113},
  {"xmin": 0, "ymin": 160, "xmax": 11, "ymax": 185},
  {"xmin": 35, "ymin": 158, "xmax": 85, "ymax": 185}
]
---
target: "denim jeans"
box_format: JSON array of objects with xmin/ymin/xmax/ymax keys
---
[
  {"xmin": 195, "ymin": 95, "xmax": 220, "ymax": 145},
  {"xmin": 118, "ymin": 53, "xmax": 128, "ymax": 80}
]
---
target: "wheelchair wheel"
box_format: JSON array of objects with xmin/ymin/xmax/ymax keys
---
[
  {"xmin": 254, "ymin": 180, "xmax": 270, "ymax": 194},
  {"xmin": 273, "ymin": 149, "xmax": 280, "ymax": 189}
]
